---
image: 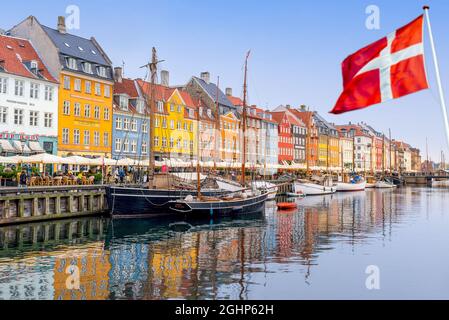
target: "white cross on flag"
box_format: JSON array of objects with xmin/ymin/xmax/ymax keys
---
[{"xmin": 331, "ymin": 15, "xmax": 428, "ymax": 114}]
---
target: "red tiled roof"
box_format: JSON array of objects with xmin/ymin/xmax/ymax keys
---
[
  {"xmin": 269, "ymin": 111, "xmax": 287, "ymax": 125},
  {"xmin": 114, "ymin": 78, "xmax": 139, "ymax": 97},
  {"xmin": 335, "ymin": 125, "xmax": 370, "ymax": 137},
  {"xmin": 136, "ymin": 79, "xmax": 168, "ymax": 101},
  {"xmin": 0, "ymin": 35, "xmax": 57, "ymax": 83},
  {"xmin": 227, "ymin": 95, "xmax": 243, "ymax": 106}
]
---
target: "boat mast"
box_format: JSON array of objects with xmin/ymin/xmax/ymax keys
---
[
  {"xmin": 141, "ymin": 47, "xmax": 162, "ymax": 188},
  {"xmin": 382, "ymin": 133, "xmax": 385, "ymax": 174},
  {"xmin": 214, "ymin": 76, "xmax": 221, "ymax": 171},
  {"xmin": 389, "ymin": 129, "xmax": 392, "ymax": 174},
  {"xmin": 197, "ymin": 96, "xmax": 202, "ymax": 199},
  {"xmin": 241, "ymin": 51, "xmax": 250, "ymax": 186}
]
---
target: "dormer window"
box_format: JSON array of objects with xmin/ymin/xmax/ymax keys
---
[
  {"xmin": 83, "ymin": 62, "xmax": 93, "ymax": 74},
  {"xmin": 119, "ymin": 95, "xmax": 129, "ymax": 110},
  {"xmin": 189, "ymin": 109, "xmax": 194, "ymax": 118},
  {"xmin": 97, "ymin": 66, "xmax": 107, "ymax": 77},
  {"xmin": 136, "ymin": 99, "xmax": 144, "ymax": 113},
  {"xmin": 207, "ymin": 109, "xmax": 212, "ymax": 118},
  {"xmin": 30, "ymin": 60, "xmax": 38, "ymax": 70},
  {"xmin": 67, "ymin": 57, "xmax": 77, "ymax": 70},
  {"xmin": 199, "ymin": 107, "xmax": 203, "ymax": 117},
  {"xmin": 157, "ymin": 101, "xmax": 164, "ymax": 112}
]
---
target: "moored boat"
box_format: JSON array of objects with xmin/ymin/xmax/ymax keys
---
[
  {"xmin": 295, "ymin": 175, "xmax": 337, "ymax": 196},
  {"xmin": 336, "ymin": 175, "xmax": 366, "ymax": 192},
  {"xmin": 375, "ymin": 180, "xmax": 396, "ymax": 189}
]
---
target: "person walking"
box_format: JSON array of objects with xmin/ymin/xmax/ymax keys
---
[{"xmin": 19, "ymin": 170, "xmax": 28, "ymax": 188}]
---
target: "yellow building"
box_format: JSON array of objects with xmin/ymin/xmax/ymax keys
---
[
  {"xmin": 220, "ymin": 112, "xmax": 240, "ymax": 162},
  {"xmin": 58, "ymin": 72, "xmax": 113, "ymax": 157},
  {"xmin": 11, "ymin": 16, "xmax": 114, "ymax": 158}
]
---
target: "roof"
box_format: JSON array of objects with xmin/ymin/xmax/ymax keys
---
[
  {"xmin": 227, "ymin": 95, "xmax": 243, "ymax": 106},
  {"xmin": 0, "ymin": 34, "xmax": 57, "ymax": 83},
  {"xmin": 192, "ymin": 76, "xmax": 234, "ymax": 108},
  {"xmin": 41, "ymin": 25, "xmax": 110, "ymax": 66},
  {"xmin": 335, "ymin": 124, "xmax": 371, "ymax": 137},
  {"xmin": 269, "ymin": 111, "xmax": 288, "ymax": 125},
  {"xmin": 114, "ymin": 78, "xmax": 139, "ymax": 97}
]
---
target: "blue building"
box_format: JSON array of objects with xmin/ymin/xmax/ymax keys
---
[{"xmin": 112, "ymin": 68, "xmax": 149, "ymax": 160}]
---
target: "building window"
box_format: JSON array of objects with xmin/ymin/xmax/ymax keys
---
[
  {"xmin": 74, "ymin": 129, "xmax": 80, "ymax": 144},
  {"xmin": 44, "ymin": 86, "xmax": 54, "ymax": 101},
  {"xmin": 104, "ymin": 107, "xmax": 110, "ymax": 120},
  {"xmin": 29, "ymin": 111, "xmax": 38, "ymax": 126},
  {"xmin": 162, "ymin": 137, "xmax": 167, "ymax": 148},
  {"xmin": 170, "ymin": 120, "xmax": 174, "ymax": 130},
  {"xmin": 74, "ymin": 78, "xmax": 81, "ymax": 92},
  {"xmin": 131, "ymin": 140, "xmax": 137, "ymax": 153},
  {"xmin": 131, "ymin": 119, "xmax": 137, "ymax": 131},
  {"xmin": 104, "ymin": 132, "xmax": 109, "ymax": 147},
  {"xmin": 177, "ymin": 139, "xmax": 181, "ymax": 149},
  {"xmin": 170, "ymin": 104, "xmax": 174, "ymax": 112},
  {"xmin": 85, "ymin": 81, "xmax": 91, "ymax": 94},
  {"xmin": 84, "ymin": 130, "xmax": 90, "ymax": 145},
  {"xmin": 115, "ymin": 117, "xmax": 122, "ymax": 130},
  {"xmin": 64, "ymin": 76, "xmax": 71, "ymax": 90},
  {"xmin": 30, "ymin": 83, "xmax": 39, "ymax": 99},
  {"xmin": 142, "ymin": 121, "xmax": 148, "ymax": 133},
  {"xmin": 115, "ymin": 138, "xmax": 121, "ymax": 152},
  {"xmin": 136, "ymin": 100, "xmax": 144, "ymax": 113},
  {"xmin": 74, "ymin": 103, "xmax": 81, "ymax": 116},
  {"xmin": 83, "ymin": 62, "xmax": 93, "ymax": 74},
  {"xmin": 123, "ymin": 118, "xmax": 130, "ymax": 131},
  {"xmin": 63, "ymin": 101, "xmax": 70, "ymax": 115},
  {"xmin": 0, "ymin": 107, "xmax": 7, "ymax": 123},
  {"xmin": 95, "ymin": 83, "xmax": 101, "ymax": 96},
  {"xmin": 119, "ymin": 96, "xmax": 128, "ymax": 109},
  {"xmin": 177, "ymin": 121, "xmax": 181, "ymax": 130},
  {"xmin": 94, "ymin": 131, "xmax": 100, "ymax": 146},
  {"xmin": 177, "ymin": 105, "xmax": 182, "ymax": 113},
  {"xmin": 94, "ymin": 106, "xmax": 100, "ymax": 119},
  {"xmin": 0, "ymin": 77, "xmax": 7, "ymax": 94},
  {"xmin": 170, "ymin": 137, "xmax": 174, "ymax": 148},
  {"xmin": 97, "ymin": 66, "xmax": 107, "ymax": 77},
  {"xmin": 67, "ymin": 58, "xmax": 77, "ymax": 70},
  {"xmin": 123, "ymin": 139, "xmax": 129, "ymax": 152},
  {"xmin": 104, "ymin": 85, "xmax": 110, "ymax": 98},
  {"xmin": 84, "ymin": 104, "xmax": 90, "ymax": 118},
  {"xmin": 162, "ymin": 118, "xmax": 167, "ymax": 128},
  {"xmin": 62, "ymin": 128, "xmax": 69, "ymax": 144},
  {"xmin": 14, "ymin": 80, "xmax": 24, "ymax": 96},
  {"xmin": 157, "ymin": 101, "xmax": 164, "ymax": 112},
  {"xmin": 154, "ymin": 136, "xmax": 159, "ymax": 147},
  {"xmin": 14, "ymin": 108, "xmax": 23, "ymax": 125},
  {"xmin": 155, "ymin": 118, "xmax": 160, "ymax": 128},
  {"xmin": 142, "ymin": 141, "xmax": 147, "ymax": 154},
  {"xmin": 44, "ymin": 113, "xmax": 53, "ymax": 128}
]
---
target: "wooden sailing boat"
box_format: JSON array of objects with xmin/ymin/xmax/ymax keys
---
[
  {"xmin": 106, "ymin": 48, "xmax": 232, "ymax": 217},
  {"xmin": 166, "ymin": 51, "xmax": 268, "ymax": 217}
]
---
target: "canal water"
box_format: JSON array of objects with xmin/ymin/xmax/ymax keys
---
[{"xmin": 0, "ymin": 187, "xmax": 448, "ymax": 300}]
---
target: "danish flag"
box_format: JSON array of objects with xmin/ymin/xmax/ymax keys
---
[{"xmin": 330, "ymin": 15, "xmax": 428, "ymax": 114}]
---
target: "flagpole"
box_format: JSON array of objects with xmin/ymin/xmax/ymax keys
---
[{"xmin": 423, "ymin": 6, "xmax": 449, "ymax": 151}]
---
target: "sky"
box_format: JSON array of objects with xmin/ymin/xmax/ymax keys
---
[{"xmin": 1, "ymin": 0, "xmax": 449, "ymax": 161}]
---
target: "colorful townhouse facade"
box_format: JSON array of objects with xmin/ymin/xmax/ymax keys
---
[
  {"xmin": 313, "ymin": 112, "xmax": 340, "ymax": 170},
  {"xmin": 293, "ymin": 107, "xmax": 319, "ymax": 170},
  {"xmin": 336, "ymin": 124, "xmax": 372, "ymax": 172},
  {"xmin": 270, "ymin": 111, "xmax": 294, "ymax": 164},
  {"xmin": 0, "ymin": 34, "xmax": 59, "ymax": 155},
  {"xmin": 112, "ymin": 67, "xmax": 149, "ymax": 160},
  {"xmin": 11, "ymin": 16, "xmax": 114, "ymax": 158},
  {"xmin": 337, "ymin": 128, "xmax": 355, "ymax": 171}
]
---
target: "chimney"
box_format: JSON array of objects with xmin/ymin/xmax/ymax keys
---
[
  {"xmin": 114, "ymin": 67, "xmax": 123, "ymax": 83},
  {"xmin": 160, "ymin": 70, "xmax": 169, "ymax": 86},
  {"xmin": 299, "ymin": 105, "xmax": 306, "ymax": 112},
  {"xmin": 57, "ymin": 16, "xmax": 66, "ymax": 34},
  {"xmin": 200, "ymin": 72, "xmax": 210, "ymax": 84},
  {"xmin": 286, "ymin": 104, "xmax": 291, "ymax": 109},
  {"xmin": 225, "ymin": 88, "xmax": 232, "ymax": 96}
]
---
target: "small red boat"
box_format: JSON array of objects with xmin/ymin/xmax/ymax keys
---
[{"xmin": 277, "ymin": 202, "xmax": 298, "ymax": 211}]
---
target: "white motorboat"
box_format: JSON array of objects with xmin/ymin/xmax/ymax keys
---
[
  {"xmin": 336, "ymin": 180, "xmax": 366, "ymax": 192},
  {"xmin": 375, "ymin": 180, "xmax": 396, "ymax": 189},
  {"xmin": 336, "ymin": 175, "xmax": 366, "ymax": 192},
  {"xmin": 252, "ymin": 181, "xmax": 278, "ymax": 200},
  {"xmin": 295, "ymin": 175, "xmax": 337, "ymax": 196},
  {"xmin": 366, "ymin": 183, "xmax": 376, "ymax": 188}
]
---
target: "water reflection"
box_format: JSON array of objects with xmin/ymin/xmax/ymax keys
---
[{"xmin": 1, "ymin": 187, "xmax": 449, "ymax": 299}]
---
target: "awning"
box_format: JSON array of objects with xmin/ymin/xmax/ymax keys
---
[
  {"xmin": 13, "ymin": 141, "xmax": 31, "ymax": 153},
  {"xmin": 0, "ymin": 140, "xmax": 15, "ymax": 153},
  {"xmin": 28, "ymin": 141, "xmax": 45, "ymax": 153}
]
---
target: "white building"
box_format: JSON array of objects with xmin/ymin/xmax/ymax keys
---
[{"xmin": 0, "ymin": 34, "xmax": 58, "ymax": 155}]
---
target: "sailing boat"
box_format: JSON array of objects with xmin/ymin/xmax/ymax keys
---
[
  {"xmin": 106, "ymin": 48, "xmax": 232, "ymax": 217},
  {"xmin": 165, "ymin": 51, "xmax": 268, "ymax": 217}
]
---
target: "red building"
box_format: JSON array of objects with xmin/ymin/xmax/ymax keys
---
[{"xmin": 270, "ymin": 111, "xmax": 294, "ymax": 163}]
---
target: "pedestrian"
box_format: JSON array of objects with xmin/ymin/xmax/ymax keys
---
[
  {"xmin": 19, "ymin": 170, "xmax": 27, "ymax": 188},
  {"xmin": 119, "ymin": 168, "xmax": 125, "ymax": 184}
]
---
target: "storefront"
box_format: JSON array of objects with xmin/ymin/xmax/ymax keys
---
[{"xmin": 0, "ymin": 133, "xmax": 57, "ymax": 156}]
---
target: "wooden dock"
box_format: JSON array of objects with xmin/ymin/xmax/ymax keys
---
[{"xmin": 0, "ymin": 186, "xmax": 108, "ymax": 226}]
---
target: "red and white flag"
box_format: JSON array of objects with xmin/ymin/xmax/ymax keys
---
[{"xmin": 330, "ymin": 15, "xmax": 428, "ymax": 114}]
